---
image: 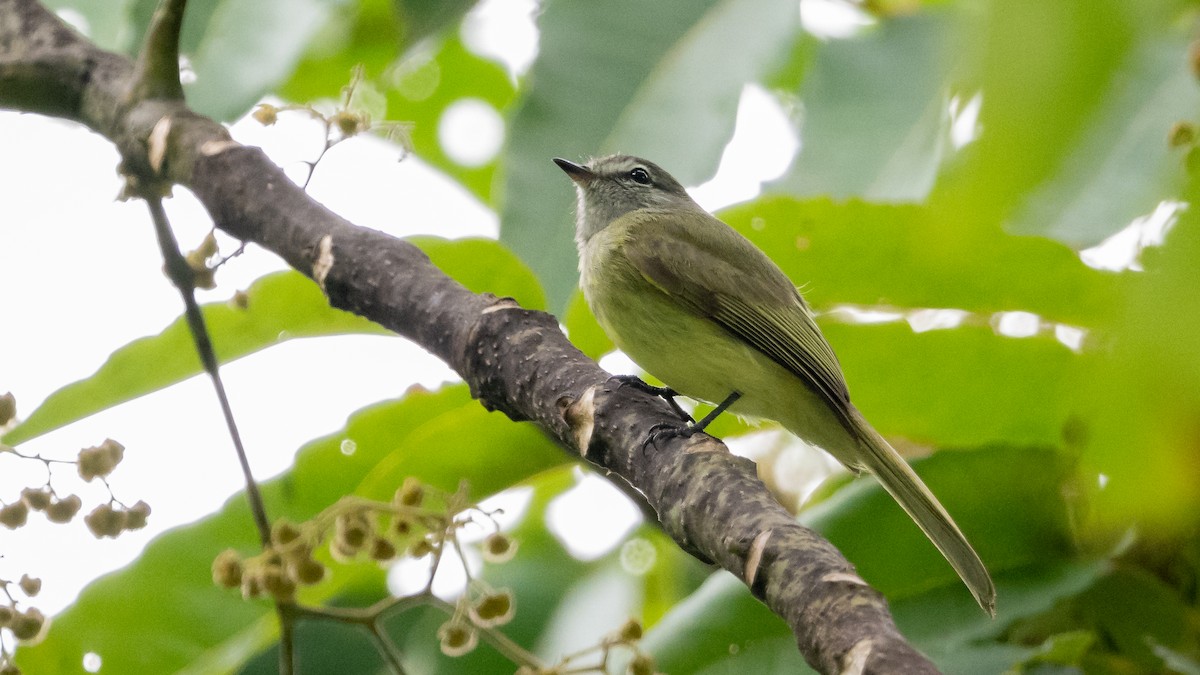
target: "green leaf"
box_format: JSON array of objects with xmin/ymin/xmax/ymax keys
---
[
  {"xmin": 42, "ymin": 0, "xmax": 137, "ymax": 52},
  {"xmin": 2, "ymin": 272, "xmax": 385, "ymax": 446},
  {"xmin": 1075, "ymin": 191, "xmax": 1200, "ymax": 533},
  {"xmin": 1008, "ymin": 32, "xmax": 1198, "ymax": 246},
  {"xmin": 16, "ymin": 385, "xmax": 568, "ymax": 674},
  {"xmin": 278, "ymin": 0, "xmax": 400, "ymax": 104},
  {"xmin": 410, "ymin": 236, "xmax": 546, "ymax": 311},
  {"xmin": 1023, "ymin": 630, "xmax": 1097, "ymax": 668},
  {"xmin": 825, "ymin": 322, "xmax": 1079, "ymax": 448},
  {"xmin": 1073, "ymin": 567, "xmax": 1191, "ymax": 671},
  {"xmin": 718, "ymin": 197, "xmax": 1119, "ymax": 326},
  {"xmin": 802, "ymin": 445, "xmax": 1076, "ymax": 599},
  {"xmin": 601, "ymin": 0, "xmax": 800, "ymax": 184},
  {"xmin": 392, "ymin": 0, "xmax": 479, "ymax": 47},
  {"xmin": 188, "ymin": 0, "xmax": 335, "ymax": 120},
  {"xmin": 4, "ymin": 237, "xmax": 542, "ymax": 447},
  {"xmin": 645, "ymin": 446, "xmax": 1103, "ymax": 675},
  {"xmin": 562, "ymin": 289, "xmax": 612, "ymax": 360},
  {"xmin": 932, "ymin": 0, "xmax": 1142, "ymax": 226},
  {"xmin": 127, "ymin": 0, "xmax": 340, "ymax": 121},
  {"xmin": 501, "ymin": 0, "xmax": 799, "ymax": 311},
  {"xmin": 384, "ymin": 35, "xmax": 515, "ymax": 202},
  {"xmin": 770, "ymin": 13, "xmax": 952, "ymax": 202}
]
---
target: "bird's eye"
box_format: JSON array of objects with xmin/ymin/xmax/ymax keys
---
[{"xmin": 628, "ymin": 167, "xmax": 651, "ymax": 185}]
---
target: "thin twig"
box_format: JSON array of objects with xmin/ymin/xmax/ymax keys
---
[
  {"xmin": 367, "ymin": 621, "xmax": 409, "ymax": 675},
  {"xmin": 144, "ymin": 197, "xmax": 272, "ymax": 544},
  {"xmin": 278, "ymin": 604, "xmax": 295, "ymax": 675}
]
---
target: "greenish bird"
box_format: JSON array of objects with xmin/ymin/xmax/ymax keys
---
[{"xmin": 555, "ymin": 154, "xmax": 996, "ymax": 616}]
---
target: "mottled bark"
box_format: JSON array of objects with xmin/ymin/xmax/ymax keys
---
[{"xmin": 0, "ymin": 1, "xmax": 939, "ymax": 672}]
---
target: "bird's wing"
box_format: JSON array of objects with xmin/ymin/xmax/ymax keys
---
[{"xmin": 620, "ymin": 210, "xmax": 853, "ymax": 426}]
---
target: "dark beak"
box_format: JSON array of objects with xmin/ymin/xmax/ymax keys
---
[{"xmin": 553, "ymin": 157, "xmax": 595, "ymax": 186}]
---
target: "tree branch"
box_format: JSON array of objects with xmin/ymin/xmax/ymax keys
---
[{"xmin": 0, "ymin": 1, "xmax": 940, "ymax": 672}]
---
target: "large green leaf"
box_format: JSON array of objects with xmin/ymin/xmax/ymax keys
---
[
  {"xmin": 3, "ymin": 237, "xmax": 542, "ymax": 446},
  {"xmin": 391, "ymin": 0, "xmax": 479, "ymax": 47},
  {"xmin": 41, "ymin": 0, "xmax": 137, "ymax": 52},
  {"xmin": 802, "ymin": 445, "xmax": 1075, "ymax": 597},
  {"xmin": 1074, "ymin": 178, "xmax": 1200, "ymax": 534},
  {"xmin": 644, "ymin": 445, "xmax": 1098, "ymax": 674},
  {"xmin": 825, "ymin": 322, "xmax": 1079, "ymax": 448},
  {"xmin": 771, "ymin": 12, "xmax": 953, "ymax": 202},
  {"xmin": 719, "ymin": 197, "xmax": 1120, "ymax": 326},
  {"xmin": 2, "ymin": 271, "xmax": 383, "ymax": 446},
  {"xmin": 16, "ymin": 385, "xmax": 568, "ymax": 673},
  {"xmin": 127, "ymin": 0, "xmax": 339, "ymax": 121},
  {"xmin": 1008, "ymin": 32, "xmax": 1198, "ymax": 246},
  {"xmin": 500, "ymin": 0, "xmax": 799, "ymax": 311},
  {"xmin": 931, "ymin": 0, "xmax": 1143, "ymax": 228}
]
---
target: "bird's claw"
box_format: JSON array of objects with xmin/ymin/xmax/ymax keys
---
[{"xmin": 610, "ymin": 375, "xmax": 694, "ymax": 424}]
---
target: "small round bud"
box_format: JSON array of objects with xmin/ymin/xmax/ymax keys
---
[
  {"xmin": 262, "ymin": 566, "xmax": 296, "ymax": 601},
  {"xmin": 241, "ymin": 571, "xmax": 264, "ymax": 600},
  {"xmin": 213, "ymin": 549, "xmax": 244, "ymax": 588},
  {"xmin": 0, "ymin": 605, "xmax": 14, "ymax": 627},
  {"xmin": 271, "ymin": 519, "xmax": 302, "ymax": 547},
  {"xmin": 45, "ymin": 494, "xmax": 82, "ymax": 523},
  {"xmin": 230, "ymin": 290, "xmax": 250, "ymax": 309},
  {"xmin": 369, "ymin": 537, "xmax": 397, "ymax": 562},
  {"xmin": 19, "ymin": 487, "xmax": 51, "ymax": 511},
  {"xmin": 18, "ymin": 574, "xmax": 41, "ymax": 597},
  {"xmin": 408, "ymin": 538, "xmax": 435, "ymax": 558},
  {"xmin": 472, "ymin": 590, "xmax": 514, "ymax": 627},
  {"xmin": 335, "ymin": 513, "xmax": 371, "ymax": 550},
  {"xmin": 125, "ymin": 500, "xmax": 151, "ymax": 530},
  {"xmin": 482, "ymin": 533, "xmax": 517, "ymax": 563},
  {"xmin": 437, "ymin": 620, "xmax": 478, "ymax": 657},
  {"xmin": 1169, "ymin": 121, "xmax": 1196, "ymax": 149},
  {"xmin": 78, "ymin": 439, "xmax": 124, "ymax": 482},
  {"xmin": 332, "ymin": 110, "xmax": 365, "ymax": 137},
  {"xmin": 85, "ymin": 504, "xmax": 127, "ymax": 538},
  {"xmin": 195, "ymin": 231, "xmax": 218, "ymax": 259},
  {"xmin": 0, "ymin": 501, "xmax": 29, "ymax": 529},
  {"xmin": 192, "ymin": 267, "xmax": 216, "ymax": 290},
  {"xmin": 0, "ymin": 392, "xmax": 16, "ymax": 426},
  {"xmin": 252, "ymin": 104, "xmax": 279, "ymax": 126},
  {"xmin": 617, "ymin": 618, "xmax": 643, "ymax": 642},
  {"xmin": 628, "ymin": 653, "xmax": 656, "ymax": 675},
  {"xmin": 390, "ymin": 515, "xmax": 414, "ymax": 537},
  {"xmin": 395, "ymin": 477, "xmax": 424, "ymax": 507},
  {"xmin": 10, "ymin": 607, "xmax": 45, "ymax": 642},
  {"xmin": 288, "ymin": 556, "xmax": 326, "ymax": 586},
  {"xmin": 331, "ymin": 538, "xmax": 360, "ymax": 563}
]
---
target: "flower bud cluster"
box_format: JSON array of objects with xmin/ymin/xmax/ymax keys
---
[
  {"xmin": 3, "ymin": 488, "xmax": 84, "ymax": 529},
  {"xmin": 84, "ymin": 500, "xmax": 151, "ymax": 539},
  {"xmin": 77, "ymin": 439, "xmax": 124, "ymax": 482},
  {"xmin": 0, "ymin": 573, "xmax": 48, "ymax": 649}
]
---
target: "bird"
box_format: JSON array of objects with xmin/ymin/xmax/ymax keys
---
[{"xmin": 555, "ymin": 153, "xmax": 996, "ymax": 615}]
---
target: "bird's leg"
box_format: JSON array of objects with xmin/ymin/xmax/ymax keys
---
[
  {"xmin": 642, "ymin": 390, "xmax": 743, "ymax": 455},
  {"xmin": 611, "ymin": 375, "xmax": 694, "ymax": 423},
  {"xmin": 691, "ymin": 391, "xmax": 741, "ymax": 434}
]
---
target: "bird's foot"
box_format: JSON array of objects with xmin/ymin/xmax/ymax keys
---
[{"xmin": 610, "ymin": 375, "xmax": 694, "ymax": 424}]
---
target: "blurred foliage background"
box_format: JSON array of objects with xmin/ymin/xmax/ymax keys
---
[{"xmin": 8, "ymin": 0, "xmax": 1200, "ymax": 672}]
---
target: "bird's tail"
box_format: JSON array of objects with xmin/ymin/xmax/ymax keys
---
[{"xmin": 848, "ymin": 407, "xmax": 996, "ymax": 616}]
